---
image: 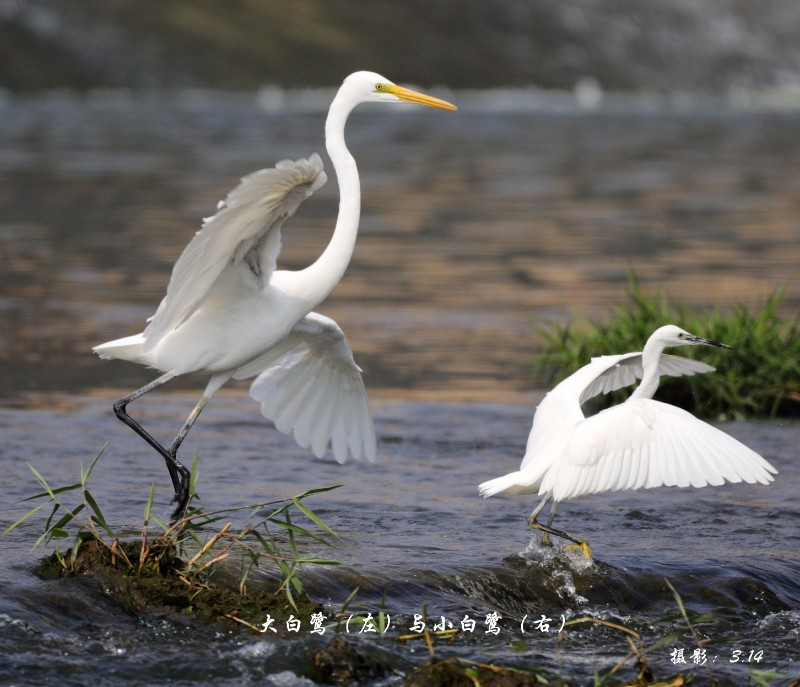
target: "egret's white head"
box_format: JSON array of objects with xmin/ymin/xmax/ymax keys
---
[
  {"xmin": 650, "ymin": 324, "xmax": 732, "ymax": 350},
  {"xmin": 341, "ymin": 71, "xmax": 457, "ymax": 110}
]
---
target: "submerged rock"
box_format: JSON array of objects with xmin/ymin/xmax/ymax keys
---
[
  {"xmin": 310, "ymin": 636, "xmax": 395, "ymax": 684},
  {"xmin": 404, "ymin": 658, "xmax": 547, "ymax": 687}
]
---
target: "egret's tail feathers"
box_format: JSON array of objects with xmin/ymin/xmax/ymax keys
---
[
  {"xmin": 93, "ymin": 334, "xmax": 147, "ymax": 364},
  {"xmin": 479, "ymin": 471, "xmax": 533, "ymax": 498}
]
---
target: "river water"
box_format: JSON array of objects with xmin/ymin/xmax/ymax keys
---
[{"xmin": 0, "ymin": 91, "xmax": 798, "ymax": 685}]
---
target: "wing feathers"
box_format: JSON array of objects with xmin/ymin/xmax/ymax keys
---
[
  {"xmin": 579, "ymin": 353, "xmax": 715, "ymax": 405},
  {"xmin": 541, "ymin": 399, "xmax": 776, "ymax": 502},
  {"xmin": 237, "ymin": 312, "xmax": 376, "ymax": 464},
  {"xmin": 143, "ymin": 155, "xmax": 326, "ymax": 348}
]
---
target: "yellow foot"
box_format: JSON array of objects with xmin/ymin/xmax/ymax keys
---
[
  {"xmin": 540, "ymin": 532, "xmax": 552, "ymax": 547},
  {"xmin": 564, "ymin": 542, "xmax": 593, "ymax": 558}
]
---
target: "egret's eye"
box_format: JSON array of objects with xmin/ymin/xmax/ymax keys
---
[{"xmin": 375, "ymin": 83, "xmax": 385, "ymax": 92}]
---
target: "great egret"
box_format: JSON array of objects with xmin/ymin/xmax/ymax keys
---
[
  {"xmin": 94, "ymin": 71, "xmax": 457, "ymax": 519},
  {"xmin": 479, "ymin": 325, "xmax": 777, "ymax": 556}
]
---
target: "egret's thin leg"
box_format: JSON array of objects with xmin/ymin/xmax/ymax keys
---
[
  {"xmin": 112, "ymin": 372, "xmax": 185, "ymax": 493},
  {"xmin": 166, "ymin": 394, "xmax": 211, "ymax": 521},
  {"xmin": 527, "ymin": 494, "xmax": 553, "ymax": 545},
  {"xmin": 545, "ymin": 501, "xmax": 559, "ymax": 527},
  {"xmin": 540, "ymin": 501, "xmax": 560, "ymax": 547},
  {"xmin": 527, "ymin": 493, "xmax": 551, "ymax": 527},
  {"xmin": 528, "ymin": 495, "xmax": 592, "ymax": 557},
  {"xmin": 165, "ymin": 371, "xmax": 233, "ymax": 521}
]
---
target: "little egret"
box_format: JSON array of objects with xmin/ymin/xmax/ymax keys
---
[
  {"xmin": 94, "ymin": 71, "xmax": 456, "ymax": 519},
  {"xmin": 479, "ymin": 325, "xmax": 777, "ymax": 556}
]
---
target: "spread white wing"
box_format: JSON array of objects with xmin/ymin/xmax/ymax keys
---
[
  {"xmin": 143, "ymin": 154, "xmax": 327, "ymax": 349},
  {"xmin": 233, "ymin": 312, "xmax": 376, "ymax": 464},
  {"xmin": 519, "ymin": 353, "xmax": 715, "ymax": 472},
  {"xmin": 578, "ymin": 353, "xmax": 715, "ymax": 404},
  {"xmin": 539, "ymin": 399, "xmax": 777, "ymax": 502}
]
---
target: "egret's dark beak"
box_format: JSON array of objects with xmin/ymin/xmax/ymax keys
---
[{"xmin": 688, "ymin": 334, "xmax": 733, "ymax": 350}]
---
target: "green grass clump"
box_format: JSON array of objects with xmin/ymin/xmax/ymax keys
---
[
  {"xmin": 2, "ymin": 447, "xmax": 342, "ymax": 625},
  {"xmin": 534, "ymin": 273, "xmax": 800, "ymax": 419}
]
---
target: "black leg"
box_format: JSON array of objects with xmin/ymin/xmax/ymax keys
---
[
  {"xmin": 113, "ymin": 371, "xmax": 228, "ymax": 524},
  {"xmin": 169, "ymin": 463, "xmax": 191, "ymax": 523},
  {"xmin": 112, "ymin": 372, "xmax": 184, "ymax": 493},
  {"xmin": 529, "ymin": 519, "xmax": 582, "ymax": 546},
  {"xmin": 528, "ymin": 495, "xmax": 592, "ymax": 557},
  {"xmin": 164, "ymin": 395, "xmax": 211, "ymax": 522}
]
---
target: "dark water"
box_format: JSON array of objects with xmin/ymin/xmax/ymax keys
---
[
  {"xmin": 1, "ymin": 398, "xmax": 798, "ymax": 685},
  {"xmin": 1, "ymin": 92, "xmax": 799, "ymax": 685}
]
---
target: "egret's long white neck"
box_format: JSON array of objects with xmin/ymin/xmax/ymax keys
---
[
  {"xmin": 629, "ymin": 335, "xmax": 665, "ymax": 401},
  {"xmin": 293, "ymin": 89, "xmax": 361, "ymax": 305}
]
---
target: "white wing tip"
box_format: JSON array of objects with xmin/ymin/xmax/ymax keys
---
[{"xmin": 284, "ymin": 421, "xmax": 376, "ymax": 465}]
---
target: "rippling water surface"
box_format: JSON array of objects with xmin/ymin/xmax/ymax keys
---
[{"xmin": 0, "ymin": 93, "xmax": 798, "ymax": 685}]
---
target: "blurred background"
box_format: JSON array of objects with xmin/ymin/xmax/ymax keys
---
[
  {"xmin": 1, "ymin": 0, "xmax": 799, "ymax": 400},
  {"xmin": 4, "ymin": 0, "xmax": 800, "ymax": 93}
]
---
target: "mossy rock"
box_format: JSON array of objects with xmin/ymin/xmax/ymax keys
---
[{"xmin": 33, "ymin": 536, "xmax": 319, "ymax": 627}]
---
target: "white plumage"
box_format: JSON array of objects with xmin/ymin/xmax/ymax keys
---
[
  {"xmin": 234, "ymin": 312, "xmax": 376, "ymax": 464},
  {"xmin": 93, "ymin": 71, "xmax": 456, "ymax": 519},
  {"xmin": 142, "ymin": 154, "xmax": 328, "ymax": 351},
  {"xmin": 479, "ymin": 325, "xmax": 777, "ymax": 554}
]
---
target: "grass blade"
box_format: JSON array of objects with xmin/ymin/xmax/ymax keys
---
[
  {"xmin": 1, "ymin": 500, "xmax": 51, "ymax": 537},
  {"xmin": 80, "ymin": 444, "xmax": 108, "ymax": 487},
  {"xmin": 143, "ymin": 482, "xmax": 156, "ymax": 525},
  {"xmin": 33, "ymin": 503, "xmax": 85, "ymax": 550},
  {"xmin": 293, "ymin": 485, "xmax": 343, "ymax": 499},
  {"xmin": 18, "ymin": 482, "xmax": 82, "ymax": 504},
  {"xmin": 291, "ymin": 497, "xmax": 342, "ymax": 542},
  {"xmin": 267, "ymin": 517, "xmax": 333, "ymax": 546},
  {"xmin": 84, "ymin": 490, "xmax": 115, "ymax": 539}
]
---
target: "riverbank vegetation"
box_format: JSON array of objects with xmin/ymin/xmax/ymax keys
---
[{"xmin": 534, "ymin": 274, "xmax": 799, "ymax": 419}]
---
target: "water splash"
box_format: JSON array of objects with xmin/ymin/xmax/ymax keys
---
[
  {"xmin": 518, "ymin": 534, "xmax": 596, "ymax": 577},
  {"xmin": 266, "ymin": 672, "xmax": 317, "ymax": 687}
]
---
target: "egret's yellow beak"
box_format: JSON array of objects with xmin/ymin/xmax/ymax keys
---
[{"xmin": 387, "ymin": 84, "xmax": 457, "ymax": 110}]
